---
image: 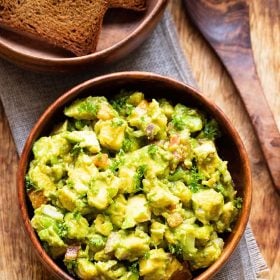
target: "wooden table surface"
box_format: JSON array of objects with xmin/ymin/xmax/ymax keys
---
[{"xmin": 0, "ymin": 0, "xmax": 279, "ymax": 279}]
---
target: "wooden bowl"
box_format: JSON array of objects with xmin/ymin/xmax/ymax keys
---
[
  {"xmin": 0, "ymin": 1, "xmax": 167, "ymax": 72},
  {"xmin": 17, "ymin": 72, "xmax": 252, "ymax": 280}
]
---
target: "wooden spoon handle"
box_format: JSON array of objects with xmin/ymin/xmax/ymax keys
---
[
  {"xmin": 183, "ymin": 0, "xmax": 280, "ymax": 193},
  {"xmin": 227, "ymin": 54, "xmax": 280, "ymax": 193}
]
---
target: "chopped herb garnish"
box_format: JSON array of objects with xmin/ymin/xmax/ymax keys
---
[
  {"xmin": 25, "ymin": 175, "xmax": 34, "ymax": 192},
  {"xmin": 57, "ymin": 222, "xmax": 68, "ymax": 238},
  {"xmin": 189, "ymin": 165, "xmax": 203, "ymax": 193},
  {"xmin": 111, "ymin": 95, "xmax": 134, "ymax": 116},
  {"xmin": 215, "ymin": 184, "xmax": 225, "ymax": 195},
  {"xmin": 78, "ymin": 100, "xmax": 99, "ymax": 116},
  {"xmin": 128, "ymin": 262, "xmax": 139, "ymax": 274},
  {"xmin": 109, "ymin": 151, "xmax": 125, "ymax": 173},
  {"xmin": 111, "ymin": 118, "xmax": 124, "ymax": 127},
  {"xmin": 71, "ymin": 144, "xmax": 83, "ymax": 156},
  {"xmin": 172, "ymin": 115, "xmax": 185, "ymax": 130},
  {"xmin": 143, "ymin": 251, "xmax": 150, "ymax": 260},
  {"xmin": 64, "ymin": 259, "xmax": 77, "ymax": 276},
  {"xmin": 202, "ymin": 119, "xmax": 221, "ymax": 140},
  {"xmin": 148, "ymin": 144, "xmax": 158, "ymax": 159},
  {"xmin": 74, "ymin": 119, "xmax": 91, "ymax": 130},
  {"xmin": 235, "ymin": 197, "xmax": 243, "ymax": 209},
  {"xmin": 168, "ymin": 167, "xmax": 188, "ymax": 183},
  {"xmin": 122, "ymin": 137, "xmax": 132, "ymax": 152},
  {"xmin": 134, "ymin": 165, "xmax": 147, "ymax": 192},
  {"xmin": 168, "ymin": 244, "xmax": 183, "ymax": 258},
  {"xmin": 89, "ymin": 235, "xmax": 105, "ymax": 248}
]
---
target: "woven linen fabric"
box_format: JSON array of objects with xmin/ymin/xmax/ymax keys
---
[{"xmin": 0, "ymin": 11, "xmax": 268, "ymax": 280}]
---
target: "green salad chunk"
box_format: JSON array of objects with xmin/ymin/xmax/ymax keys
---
[{"xmin": 26, "ymin": 91, "xmax": 241, "ymax": 279}]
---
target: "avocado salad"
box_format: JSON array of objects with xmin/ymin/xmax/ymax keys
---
[{"xmin": 26, "ymin": 91, "xmax": 242, "ymax": 280}]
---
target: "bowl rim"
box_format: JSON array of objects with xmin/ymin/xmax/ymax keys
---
[
  {"xmin": 0, "ymin": 0, "xmax": 168, "ymax": 67},
  {"xmin": 17, "ymin": 71, "xmax": 252, "ymax": 280}
]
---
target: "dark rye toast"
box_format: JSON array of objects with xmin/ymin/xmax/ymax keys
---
[
  {"xmin": 0, "ymin": 0, "xmax": 109, "ymax": 56},
  {"xmin": 109, "ymin": 0, "xmax": 146, "ymax": 11}
]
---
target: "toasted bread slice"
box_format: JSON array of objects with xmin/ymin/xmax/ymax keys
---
[
  {"xmin": 109, "ymin": 0, "xmax": 146, "ymax": 11},
  {"xmin": 0, "ymin": 0, "xmax": 109, "ymax": 56}
]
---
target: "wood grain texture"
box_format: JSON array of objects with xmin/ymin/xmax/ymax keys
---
[
  {"xmin": 183, "ymin": 0, "xmax": 280, "ymax": 194},
  {"xmin": 0, "ymin": 0, "xmax": 279, "ymax": 279}
]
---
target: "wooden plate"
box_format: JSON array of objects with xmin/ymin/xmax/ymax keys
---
[{"xmin": 0, "ymin": 1, "xmax": 168, "ymax": 72}]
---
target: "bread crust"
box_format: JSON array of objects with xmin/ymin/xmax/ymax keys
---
[
  {"xmin": 109, "ymin": 0, "xmax": 146, "ymax": 11},
  {"xmin": 0, "ymin": 0, "xmax": 109, "ymax": 56}
]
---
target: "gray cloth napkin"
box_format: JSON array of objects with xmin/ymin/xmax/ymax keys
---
[{"xmin": 0, "ymin": 11, "xmax": 268, "ymax": 280}]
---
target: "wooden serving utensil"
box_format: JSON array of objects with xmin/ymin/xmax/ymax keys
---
[{"xmin": 183, "ymin": 0, "xmax": 280, "ymax": 194}]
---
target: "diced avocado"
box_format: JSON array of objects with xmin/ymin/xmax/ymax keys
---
[
  {"xmin": 128, "ymin": 92, "xmax": 144, "ymax": 106},
  {"xmin": 65, "ymin": 130, "xmax": 100, "ymax": 154},
  {"xmin": 122, "ymin": 194, "xmax": 151, "ymax": 229},
  {"xmin": 31, "ymin": 204, "xmax": 64, "ymax": 231},
  {"xmin": 189, "ymin": 233, "xmax": 224, "ymax": 270},
  {"xmin": 95, "ymin": 118, "xmax": 127, "ymax": 151},
  {"xmin": 94, "ymin": 249, "xmax": 112, "ymax": 261},
  {"xmin": 94, "ymin": 214, "xmax": 113, "ymax": 236},
  {"xmin": 64, "ymin": 96, "xmax": 117, "ymax": 120},
  {"xmin": 215, "ymin": 201, "xmax": 238, "ymax": 232},
  {"xmin": 87, "ymin": 171, "xmax": 120, "ymax": 210},
  {"xmin": 145, "ymin": 179, "xmax": 179, "ymax": 210},
  {"xmin": 76, "ymin": 258, "xmax": 98, "ymax": 279},
  {"xmin": 118, "ymin": 166, "xmax": 138, "ymax": 194},
  {"xmin": 87, "ymin": 233, "xmax": 106, "ymax": 253},
  {"xmin": 171, "ymin": 104, "xmax": 203, "ymax": 132},
  {"xmin": 159, "ymin": 99, "xmax": 174, "ymax": 120},
  {"xmin": 121, "ymin": 145, "xmax": 173, "ymax": 179},
  {"xmin": 139, "ymin": 248, "xmax": 170, "ymax": 280},
  {"xmin": 88, "ymin": 186, "xmax": 108, "ymax": 210},
  {"xmin": 166, "ymin": 212, "xmax": 184, "ymax": 228},
  {"xmin": 57, "ymin": 186, "xmax": 90, "ymax": 214},
  {"xmin": 38, "ymin": 227, "xmax": 65, "ymax": 247},
  {"xmin": 192, "ymin": 189, "xmax": 224, "ymax": 224},
  {"xmin": 64, "ymin": 213, "xmax": 89, "ymax": 240},
  {"xmin": 28, "ymin": 164, "xmax": 56, "ymax": 195},
  {"xmin": 33, "ymin": 134, "xmax": 71, "ymax": 161},
  {"xmin": 173, "ymin": 222, "xmax": 197, "ymax": 259},
  {"xmin": 150, "ymin": 221, "xmax": 166, "ymax": 246},
  {"xmin": 67, "ymin": 153, "xmax": 99, "ymax": 196},
  {"xmin": 95, "ymin": 260, "xmax": 126, "ymax": 278},
  {"xmin": 31, "ymin": 205, "xmax": 65, "ymax": 247},
  {"xmin": 171, "ymin": 221, "xmax": 214, "ymax": 261},
  {"xmin": 106, "ymin": 194, "xmax": 127, "ymax": 228},
  {"xmin": 105, "ymin": 230, "xmax": 150, "ymax": 262},
  {"xmin": 193, "ymin": 140, "xmax": 216, "ymax": 161},
  {"xmin": 115, "ymin": 234, "xmax": 150, "ymax": 261},
  {"xmin": 57, "ymin": 187, "xmax": 79, "ymax": 212},
  {"xmin": 165, "ymin": 256, "xmax": 184, "ymax": 279},
  {"xmin": 120, "ymin": 271, "xmax": 139, "ymax": 280},
  {"xmin": 128, "ymin": 99, "xmax": 167, "ymax": 140},
  {"xmin": 48, "ymin": 245, "xmax": 67, "ymax": 259},
  {"xmin": 169, "ymin": 181, "xmax": 192, "ymax": 207}
]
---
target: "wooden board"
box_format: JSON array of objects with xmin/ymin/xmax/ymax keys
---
[{"xmin": 0, "ymin": 0, "xmax": 279, "ymax": 279}]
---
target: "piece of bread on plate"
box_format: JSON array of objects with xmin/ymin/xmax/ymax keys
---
[
  {"xmin": 109, "ymin": 0, "xmax": 146, "ymax": 11},
  {"xmin": 0, "ymin": 0, "xmax": 109, "ymax": 56}
]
